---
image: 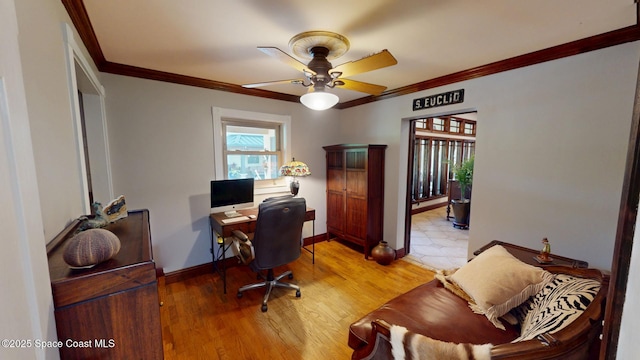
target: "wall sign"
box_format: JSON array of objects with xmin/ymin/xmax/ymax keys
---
[{"xmin": 413, "ymin": 89, "xmax": 464, "ymax": 111}]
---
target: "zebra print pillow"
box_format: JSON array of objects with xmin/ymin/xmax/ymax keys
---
[{"xmin": 511, "ymin": 274, "xmax": 600, "ymax": 342}]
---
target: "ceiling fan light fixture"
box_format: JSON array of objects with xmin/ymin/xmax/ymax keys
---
[{"xmin": 300, "ymin": 88, "xmax": 339, "ymax": 111}]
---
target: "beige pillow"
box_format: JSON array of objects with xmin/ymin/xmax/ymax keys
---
[
  {"xmin": 447, "ymin": 245, "xmax": 554, "ymax": 330},
  {"xmin": 435, "ymin": 268, "xmax": 475, "ymax": 304}
]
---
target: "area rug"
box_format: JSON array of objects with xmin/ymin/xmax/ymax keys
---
[{"xmin": 390, "ymin": 325, "xmax": 492, "ymax": 360}]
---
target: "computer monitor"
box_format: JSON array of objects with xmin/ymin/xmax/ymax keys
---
[{"xmin": 210, "ymin": 178, "xmax": 254, "ymax": 217}]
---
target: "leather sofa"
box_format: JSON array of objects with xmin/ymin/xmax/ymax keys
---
[{"xmin": 349, "ymin": 262, "xmax": 608, "ymax": 360}]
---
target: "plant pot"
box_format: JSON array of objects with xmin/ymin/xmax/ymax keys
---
[
  {"xmin": 451, "ymin": 199, "xmax": 471, "ymax": 229},
  {"xmin": 371, "ymin": 241, "xmax": 396, "ymax": 265}
]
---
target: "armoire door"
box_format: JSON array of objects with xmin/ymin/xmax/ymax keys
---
[
  {"xmin": 326, "ymin": 149, "xmax": 345, "ymax": 233},
  {"xmin": 345, "ymin": 149, "xmax": 368, "ymax": 241}
]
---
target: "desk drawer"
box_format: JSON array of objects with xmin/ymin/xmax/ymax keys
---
[{"xmin": 221, "ymin": 221, "xmax": 256, "ymax": 237}]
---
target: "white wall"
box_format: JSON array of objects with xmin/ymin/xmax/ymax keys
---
[
  {"xmin": 469, "ymin": 44, "xmax": 638, "ymax": 270},
  {"xmin": 102, "ymin": 74, "xmax": 339, "ymax": 272},
  {"xmin": 103, "ymin": 42, "xmax": 640, "ymax": 273},
  {"xmin": 337, "ymin": 42, "xmax": 640, "ymax": 270},
  {"xmin": 1, "ymin": 0, "xmax": 60, "ymax": 358},
  {"xmin": 15, "ymin": 0, "xmax": 97, "ymax": 240}
]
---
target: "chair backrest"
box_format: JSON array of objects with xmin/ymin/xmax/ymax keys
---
[
  {"xmin": 262, "ymin": 194, "xmax": 294, "ymax": 203},
  {"xmin": 252, "ymin": 197, "xmax": 306, "ymax": 270}
]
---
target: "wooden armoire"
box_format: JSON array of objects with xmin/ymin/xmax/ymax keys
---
[{"xmin": 324, "ymin": 144, "xmax": 386, "ymax": 258}]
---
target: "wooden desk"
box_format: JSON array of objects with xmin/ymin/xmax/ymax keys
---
[
  {"xmin": 474, "ymin": 240, "xmax": 589, "ymax": 268},
  {"xmin": 210, "ymin": 207, "xmax": 316, "ymax": 293}
]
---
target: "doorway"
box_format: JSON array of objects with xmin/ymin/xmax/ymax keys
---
[
  {"xmin": 404, "ymin": 112, "xmax": 477, "ymax": 270},
  {"xmin": 75, "ymin": 66, "xmax": 113, "ymax": 206},
  {"xmin": 63, "ymin": 23, "xmax": 113, "ymax": 213}
]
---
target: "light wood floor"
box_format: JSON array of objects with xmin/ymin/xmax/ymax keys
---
[{"xmin": 159, "ymin": 240, "xmax": 435, "ymax": 359}]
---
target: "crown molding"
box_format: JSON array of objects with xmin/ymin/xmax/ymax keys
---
[
  {"xmin": 100, "ymin": 61, "xmax": 301, "ymax": 102},
  {"xmin": 61, "ymin": 0, "xmax": 106, "ymax": 67},
  {"xmin": 337, "ymin": 24, "xmax": 640, "ymax": 109},
  {"xmin": 63, "ymin": 0, "xmax": 640, "ymax": 110}
]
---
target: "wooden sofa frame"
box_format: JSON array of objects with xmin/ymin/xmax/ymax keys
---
[{"xmin": 351, "ymin": 266, "xmax": 609, "ymax": 360}]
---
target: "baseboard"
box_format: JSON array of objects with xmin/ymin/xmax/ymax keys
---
[
  {"xmin": 164, "ymin": 233, "xmax": 327, "ymax": 285},
  {"xmin": 395, "ymin": 247, "xmax": 407, "ymax": 259},
  {"xmin": 303, "ymin": 233, "xmax": 326, "ymax": 246},
  {"xmin": 410, "ymin": 202, "xmax": 447, "ymax": 215},
  {"xmin": 164, "ymin": 262, "xmax": 217, "ymax": 285}
]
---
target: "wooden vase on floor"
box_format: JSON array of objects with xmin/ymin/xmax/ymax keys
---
[{"xmin": 371, "ymin": 241, "xmax": 396, "ymax": 265}]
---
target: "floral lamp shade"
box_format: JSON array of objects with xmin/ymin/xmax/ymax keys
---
[{"xmin": 279, "ymin": 158, "xmax": 311, "ymax": 195}]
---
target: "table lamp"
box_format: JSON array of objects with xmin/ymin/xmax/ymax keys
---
[{"xmin": 279, "ymin": 158, "xmax": 311, "ymax": 196}]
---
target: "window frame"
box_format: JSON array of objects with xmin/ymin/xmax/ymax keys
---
[
  {"xmin": 212, "ymin": 107, "xmax": 291, "ymax": 194},
  {"xmin": 222, "ymin": 119, "xmax": 281, "ymax": 181},
  {"xmin": 414, "ymin": 116, "xmax": 476, "ymax": 135}
]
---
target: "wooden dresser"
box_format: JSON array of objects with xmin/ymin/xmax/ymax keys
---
[
  {"xmin": 474, "ymin": 240, "xmax": 589, "ymax": 268},
  {"xmin": 47, "ymin": 209, "xmax": 163, "ymax": 359},
  {"xmin": 324, "ymin": 144, "xmax": 386, "ymax": 258}
]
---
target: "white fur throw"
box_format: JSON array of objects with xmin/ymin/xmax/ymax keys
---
[{"xmin": 390, "ymin": 325, "xmax": 492, "ymax": 360}]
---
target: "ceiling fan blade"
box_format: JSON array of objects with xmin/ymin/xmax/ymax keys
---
[
  {"xmin": 242, "ymin": 79, "xmax": 305, "ymax": 88},
  {"xmin": 336, "ymin": 79, "xmax": 387, "ymax": 96},
  {"xmin": 331, "ymin": 49, "xmax": 397, "ymax": 78},
  {"xmin": 257, "ymin": 47, "xmax": 316, "ymax": 75}
]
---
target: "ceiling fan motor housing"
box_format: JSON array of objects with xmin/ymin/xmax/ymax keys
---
[{"xmin": 307, "ymin": 46, "xmax": 333, "ymax": 86}]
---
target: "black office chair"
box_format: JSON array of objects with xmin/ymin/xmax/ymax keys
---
[{"xmin": 233, "ymin": 196, "xmax": 306, "ymax": 312}]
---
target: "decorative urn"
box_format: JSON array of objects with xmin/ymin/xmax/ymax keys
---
[{"xmin": 371, "ymin": 241, "xmax": 396, "ymax": 265}]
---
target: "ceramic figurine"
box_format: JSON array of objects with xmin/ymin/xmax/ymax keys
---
[
  {"xmin": 537, "ymin": 237, "xmax": 552, "ymax": 263},
  {"xmin": 75, "ymin": 202, "xmax": 109, "ymax": 233}
]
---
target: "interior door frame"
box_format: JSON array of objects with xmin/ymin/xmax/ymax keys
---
[
  {"xmin": 600, "ymin": 54, "xmax": 640, "ymax": 359},
  {"xmin": 62, "ymin": 22, "xmax": 112, "ymax": 213},
  {"xmin": 403, "ymin": 111, "xmax": 477, "ymax": 255},
  {"xmin": 402, "ymin": 120, "xmax": 416, "ymax": 254}
]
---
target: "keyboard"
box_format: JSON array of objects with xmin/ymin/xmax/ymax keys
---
[{"xmin": 221, "ymin": 216, "xmax": 250, "ymax": 224}]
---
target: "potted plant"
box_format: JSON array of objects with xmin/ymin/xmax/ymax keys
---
[{"xmin": 451, "ymin": 155, "xmax": 474, "ymax": 229}]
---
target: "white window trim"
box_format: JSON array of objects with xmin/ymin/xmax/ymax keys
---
[{"xmin": 211, "ymin": 107, "xmax": 291, "ymax": 195}]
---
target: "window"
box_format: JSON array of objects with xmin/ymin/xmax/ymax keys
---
[
  {"xmin": 464, "ymin": 122, "xmax": 476, "ymax": 135},
  {"xmin": 432, "ymin": 118, "xmax": 445, "ymax": 131},
  {"xmin": 415, "ymin": 118, "xmax": 428, "ymax": 130},
  {"xmin": 222, "ymin": 121, "xmax": 281, "ymax": 180},
  {"xmin": 450, "ymin": 118, "xmax": 461, "ymax": 133},
  {"xmin": 448, "ymin": 140, "xmax": 476, "ymax": 180},
  {"xmin": 413, "ymin": 138, "xmax": 449, "ymax": 199},
  {"xmin": 212, "ymin": 108, "xmax": 291, "ymax": 193},
  {"xmin": 418, "ymin": 116, "xmax": 476, "ymax": 135}
]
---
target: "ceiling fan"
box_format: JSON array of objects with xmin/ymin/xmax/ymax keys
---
[{"xmin": 242, "ymin": 31, "xmax": 397, "ymax": 110}]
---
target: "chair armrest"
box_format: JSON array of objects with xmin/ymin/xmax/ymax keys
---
[{"xmin": 232, "ymin": 229, "xmax": 249, "ymax": 242}]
